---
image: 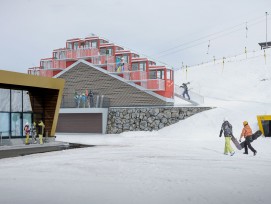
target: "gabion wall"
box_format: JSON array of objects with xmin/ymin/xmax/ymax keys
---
[{"xmin": 107, "ymin": 107, "xmax": 212, "ymax": 134}]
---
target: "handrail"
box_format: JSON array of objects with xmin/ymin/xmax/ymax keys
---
[{"xmin": 174, "ymin": 84, "xmax": 204, "ymax": 104}]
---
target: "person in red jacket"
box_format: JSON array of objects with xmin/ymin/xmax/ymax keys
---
[{"xmin": 239, "ymin": 121, "xmax": 257, "ymax": 155}]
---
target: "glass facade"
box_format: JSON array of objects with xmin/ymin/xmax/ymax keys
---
[{"xmin": 0, "ymin": 88, "xmax": 38, "ymax": 138}]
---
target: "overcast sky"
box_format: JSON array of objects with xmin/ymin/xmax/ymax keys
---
[{"xmin": 0, "ymin": 0, "xmax": 270, "ymax": 73}]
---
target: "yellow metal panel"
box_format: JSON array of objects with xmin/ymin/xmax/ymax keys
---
[
  {"xmin": 0, "ymin": 70, "xmax": 64, "ymax": 90},
  {"xmin": 257, "ymin": 115, "xmax": 271, "ymax": 136}
]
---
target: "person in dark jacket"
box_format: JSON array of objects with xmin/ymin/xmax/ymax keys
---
[
  {"xmin": 219, "ymin": 117, "xmax": 235, "ymax": 156},
  {"xmin": 88, "ymin": 90, "xmax": 94, "ymax": 108},
  {"xmin": 180, "ymin": 82, "xmax": 190, "ymax": 100}
]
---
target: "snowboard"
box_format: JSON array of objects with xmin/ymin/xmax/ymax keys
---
[
  {"xmin": 240, "ymin": 130, "xmax": 262, "ymax": 149},
  {"xmin": 231, "ymin": 136, "xmax": 242, "ymax": 150}
]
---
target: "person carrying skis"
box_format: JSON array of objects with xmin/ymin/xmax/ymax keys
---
[
  {"xmin": 219, "ymin": 117, "xmax": 235, "ymax": 156},
  {"xmin": 180, "ymin": 82, "xmax": 190, "ymax": 100},
  {"xmin": 239, "ymin": 121, "xmax": 257, "ymax": 156}
]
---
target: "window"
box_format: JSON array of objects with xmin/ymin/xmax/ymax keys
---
[
  {"xmin": 74, "ymin": 42, "xmax": 79, "ymax": 50},
  {"xmin": 106, "ymin": 48, "xmax": 113, "ymax": 56},
  {"xmin": 85, "ymin": 41, "xmax": 90, "ymax": 48},
  {"xmin": 100, "ymin": 48, "xmax": 106, "ymax": 55},
  {"xmin": 91, "ymin": 41, "xmax": 97, "ymax": 48},
  {"xmin": 0, "ymin": 113, "xmax": 10, "ymax": 136},
  {"xmin": 139, "ymin": 62, "xmax": 146, "ymax": 71},
  {"xmin": 53, "ymin": 52, "xmax": 58, "ymax": 59},
  {"xmin": 23, "ymin": 91, "xmax": 32, "ymax": 112},
  {"xmin": 167, "ymin": 70, "xmax": 171, "ymax": 80},
  {"xmin": 11, "ymin": 113, "xmax": 22, "ymax": 136},
  {"xmin": 149, "ymin": 71, "xmax": 156, "ymax": 79},
  {"xmin": 11, "ymin": 90, "xmax": 22, "ymax": 112},
  {"xmin": 67, "ymin": 42, "xmax": 72, "ymax": 49},
  {"xmin": 157, "ymin": 70, "xmax": 164, "ymax": 79},
  {"xmin": 59, "ymin": 51, "xmax": 66, "ymax": 59},
  {"xmin": 0, "ymin": 88, "xmax": 10, "ymax": 111},
  {"xmin": 123, "ymin": 55, "xmax": 129, "ymax": 63},
  {"xmin": 132, "ymin": 63, "xmax": 138, "ymax": 71}
]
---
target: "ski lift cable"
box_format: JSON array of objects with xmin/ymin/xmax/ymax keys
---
[
  {"xmin": 157, "ymin": 17, "xmax": 269, "ymax": 58},
  {"xmin": 156, "ymin": 15, "xmax": 267, "ymax": 56}
]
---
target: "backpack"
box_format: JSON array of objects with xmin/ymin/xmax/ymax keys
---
[{"xmin": 223, "ymin": 121, "xmax": 232, "ymax": 136}]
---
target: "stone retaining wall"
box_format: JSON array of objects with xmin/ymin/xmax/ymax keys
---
[{"xmin": 107, "ymin": 107, "xmax": 212, "ymax": 134}]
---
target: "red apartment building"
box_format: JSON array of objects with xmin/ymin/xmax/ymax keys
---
[{"xmin": 28, "ymin": 35, "xmax": 174, "ymax": 99}]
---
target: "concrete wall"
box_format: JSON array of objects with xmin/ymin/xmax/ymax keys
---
[{"xmin": 107, "ymin": 106, "xmax": 212, "ymax": 134}]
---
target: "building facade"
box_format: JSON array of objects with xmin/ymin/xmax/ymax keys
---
[
  {"xmin": 0, "ymin": 70, "xmax": 64, "ymax": 139},
  {"xmin": 27, "ymin": 35, "xmax": 174, "ymax": 100}
]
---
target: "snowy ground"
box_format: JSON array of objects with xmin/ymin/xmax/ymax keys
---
[{"xmin": 0, "ymin": 49, "xmax": 271, "ymax": 204}]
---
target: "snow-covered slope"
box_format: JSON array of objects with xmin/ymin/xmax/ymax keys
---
[{"xmin": 175, "ymin": 49, "xmax": 271, "ymax": 103}]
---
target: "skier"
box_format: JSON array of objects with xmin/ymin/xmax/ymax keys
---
[
  {"xmin": 239, "ymin": 121, "xmax": 257, "ymax": 156},
  {"xmin": 219, "ymin": 117, "xmax": 235, "ymax": 156},
  {"xmin": 37, "ymin": 120, "xmax": 45, "ymax": 145},
  {"xmin": 24, "ymin": 122, "xmax": 30, "ymax": 145},
  {"xmin": 180, "ymin": 82, "xmax": 190, "ymax": 100}
]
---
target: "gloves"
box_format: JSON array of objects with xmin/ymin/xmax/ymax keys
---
[{"xmin": 239, "ymin": 139, "xmax": 241, "ymax": 142}]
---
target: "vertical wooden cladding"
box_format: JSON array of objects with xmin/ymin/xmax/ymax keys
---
[
  {"xmin": 56, "ymin": 113, "xmax": 102, "ymax": 133},
  {"xmin": 29, "ymin": 89, "xmax": 59, "ymax": 136}
]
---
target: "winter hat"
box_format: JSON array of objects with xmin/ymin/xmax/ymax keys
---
[
  {"xmin": 25, "ymin": 122, "xmax": 29, "ymax": 126},
  {"xmin": 223, "ymin": 117, "xmax": 228, "ymax": 122}
]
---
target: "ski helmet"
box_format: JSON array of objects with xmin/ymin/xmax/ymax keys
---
[
  {"xmin": 243, "ymin": 121, "xmax": 248, "ymax": 126},
  {"xmin": 223, "ymin": 117, "xmax": 228, "ymax": 122}
]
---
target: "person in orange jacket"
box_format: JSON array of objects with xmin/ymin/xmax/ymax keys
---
[{"xmin": 239, "ymin": 121, "xmax": 257, "ymax": 155}]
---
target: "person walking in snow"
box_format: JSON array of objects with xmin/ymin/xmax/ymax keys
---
[
  {"xmin": 219, "ymin": 118, "xmax": 235, "ymax": 156},
  {"xmin": 180, "ymin": 82, "xmax": 190, "ymax": 100},
  {"xmin": 239, "ymin": 121, "xmax": 257, "ymax": 156}
]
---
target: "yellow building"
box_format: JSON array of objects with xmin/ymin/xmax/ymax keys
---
[
  {"xmin": 257, "ymin": 115, "xmax": 271, "ymax": 137},
  {"xmin": 0, "ymin": 70, "xmax": 64, "ymax": 140}
]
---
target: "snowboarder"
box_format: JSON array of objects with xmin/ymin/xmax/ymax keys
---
[
  {"xmin": 239, "ymin": 121, "xmax": 257, "ymax": 156},
  {"xmin": 180, "ymin": 82, "xmax": 190, "ymax": 100},
  {"xmin": 24, "ymin": 122, "xmax": 30, "ymax": 145},
  {"xmin": 219, "ymin": 118, "xmax": 235, "ymax": 156}
]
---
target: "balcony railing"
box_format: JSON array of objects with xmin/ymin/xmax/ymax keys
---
[
  {"xmin": 61, "ymin": 93, "xmax": 110, "ymax": 108},
  {"xmin": 123, "ymin": 71, "xmax": 147, "ymax": 81},
  {"xmin": 65, "ymin": 48, "xmax": 99, "ymax": 60},
  {"xmin": 107, "ymin": 63, "xmax": 130, "ymax": 73},
  {"xmin": 141, "ymin": 79, "xmax": 165, "ymax": 91}
]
